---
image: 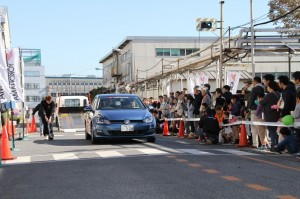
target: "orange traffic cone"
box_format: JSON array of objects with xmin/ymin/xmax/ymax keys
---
[
  {"xmin": 163, "ymin": 120, "xmax": 171, "ymax": 136},
  {"xmin": 237, "ymin": 124, "xmax": 248, "ymax": 147},
  {"xmin": 1, "ymin": 126, "xmax": 15, "ymax": 160},
  {"xmin": 6, "ymin": 119, "xmax": 12, "ymax": 138},
  {"xmin": 30, "ymin": 116, "xmax": 37, "ymax": 132},
  {"xmin": 177, "ymin": 120, "xmax": 185, "ymax": 138}
]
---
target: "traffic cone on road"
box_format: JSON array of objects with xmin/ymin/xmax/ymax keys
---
[
  {"xmin": 237, "ymin": 124, "xmax": 248, "ymax": 147},
  {"xmin": 1, "ymin": 126, "xmax": 15, "ymax": 160},
  {"xmin": 6, "ymin": 119, "xmax": 12, "ymax": 138},
  {"xmin": 177, "ymin": 120, "xmax": 185, "ymax": 138},
  {"xmin": 30, "ymin": 116, "xmax": 37, "ymax": 132},
  {"xmin": 163, "ymin": 120, "xmax": 171, "ymax": 136}
]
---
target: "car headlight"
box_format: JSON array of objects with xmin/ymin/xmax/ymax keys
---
[
  {"xmin": 143, "ymin": 116, "xmax": 154, "ymax": 123},
  {"xmin": 96, "ymin": 117, "xmax": 111, "ymax": 124}
]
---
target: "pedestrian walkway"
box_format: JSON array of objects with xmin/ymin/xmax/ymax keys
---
[{"xmin": 2, "ymin": 148, "xmax": 258, "ymax": 166}]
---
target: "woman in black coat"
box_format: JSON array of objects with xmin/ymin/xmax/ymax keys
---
[{"xmin": 260, "ymin": 81, "xmax": 281, "ymax": 150}]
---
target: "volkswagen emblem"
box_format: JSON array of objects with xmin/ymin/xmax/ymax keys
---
[{"xmin": 124, "ymin": 120, "xmax": 130, "ymax": 124}]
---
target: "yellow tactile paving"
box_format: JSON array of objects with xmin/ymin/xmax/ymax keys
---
[
  {"xmin": 221, "ymin": 176, "xmax": 242, "ymax": 181},
  {"xmin": 246, "ymin": 184, "xmax": 271, "ymax": 191}
]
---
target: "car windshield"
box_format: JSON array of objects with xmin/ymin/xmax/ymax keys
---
[{"xmin": 97, "ymin": 96, "xmax": 146, "ymax": 110}]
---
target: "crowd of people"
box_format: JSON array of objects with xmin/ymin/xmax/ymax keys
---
[{"xmin": 146, "ymin": 71, "xmax": 300, "ymax": 155}]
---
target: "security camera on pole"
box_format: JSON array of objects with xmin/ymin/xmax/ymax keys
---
[
  {"xmin": 196, "ymin": 1, "xmax": 224, "ymax": 88},
  {"xmin": 196, "ymin": 18, "xmax": 217, "ymax": 32}
]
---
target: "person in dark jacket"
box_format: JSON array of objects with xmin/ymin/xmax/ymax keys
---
[
  {"xmin": 222, "ymin": 85, "xmax": 232, "ymax": 107},
  {"xmin": 263, "ymin": 74, "xmax": 275, "ymax": 93},
  {"xmin": 278, "ymin": 75, "xmax": 296, "ymax": 117},
  {"xmin": 202, "ymin": 108, "xmax": 220, "ymax": 144},
  {"xmin": 247, "ymin": 76, "xmax": 265, "ymax": 148},
  {"xmin": 193, "ymin": 85, "xmax": 203, "ymax": 116},
  {"xmin": 215, "ymin": 88, "xmax": 226, "ymax": 110},
  {"xmin": 40, "ymin": 95, "xmax": 56, "ymax": 140},
  {"xmin": 292, "ymin": 71, "xmax": 300, "ymax": 95},
  {"xmin": 193, "ymin": 85, "xmax": 203, "ymax": 131},
  {"xmin": 260, "ymin": 81, "xmax": 281, "ymax": 151},
  {"xmin": 32, "ymin": 103, "xmax": 43, "ymax": 136}
]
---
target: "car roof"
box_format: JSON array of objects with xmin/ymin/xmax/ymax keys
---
[{"xmin": 95, "ymin": 94, "xmax": 139, "ymax": 98}]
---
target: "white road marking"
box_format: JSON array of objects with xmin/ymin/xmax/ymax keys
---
[
  {"xmin": 178, "ymin": 149, "xmax": 214, "ymax": 155},
  {"xmin": 95, "ymin": 151, "xmax": 125, "ymax": 158},
  {"xmin": 3, "ymin": 156, "xmax": 31, "ymax": 164},
  {"xmin": 138, "ymin": 148, "xmax": 169, "ymax": 155},
  {"xmin": 62, "ymin": 129, "xmax": 76, "ymax": 133},
  {"xmin": 74, "ymin": 133, "xmax": 84, "ymax": 136},
  {"xmin": 214, "ymin": 149, "xmax": 258, "ymax": 156},
  {"xmin": 176, "ymin": 141, "xmax": 189, "ymax": 144},
  {"xmin": 53, "ymin": 153, "xmax": 79, "ymax": 160}
]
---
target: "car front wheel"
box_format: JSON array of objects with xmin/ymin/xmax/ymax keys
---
[
  {"xmin": 91, "ymin": 127, "xmax": 99, "ymax": 144},
  {"xmin": 85, "ymin": 124, "xmax": 91, "ymax": 140}
]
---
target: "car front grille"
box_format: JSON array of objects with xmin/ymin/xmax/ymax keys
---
[
  {"xmin": 107, "ymin": 130, "xmax": 146, "ymax": 136},
  {"xmin": 109, "ymin": 120, "xmax": 143, "ymax": 124}
]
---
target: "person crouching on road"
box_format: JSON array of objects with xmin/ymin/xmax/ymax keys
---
[
  {"xmin": 202, "ymin": 108, "xmax": 220, "ymax": 144},
  {"xmin": 40, "ymin": 95, "xmax": 55, "ymax": 140},
  {"xmin": 274, "ymin": 127, "xmax": 299, "ymax": 155}
]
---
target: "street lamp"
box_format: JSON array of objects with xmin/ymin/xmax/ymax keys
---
[{"xmin": 95, "ymin": 67, "xmax": 112, "ymax": 90}]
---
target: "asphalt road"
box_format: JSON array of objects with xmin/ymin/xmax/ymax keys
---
[{"xmin": 0, "ymin": 130, "xmax": 299, "ymax": 199}]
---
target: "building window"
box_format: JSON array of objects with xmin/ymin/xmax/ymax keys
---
[
  {"xmin": 155, "ymin": 48, "xmax": 164, "ymax": 56},
  {"xmin": 25, "ymin": 96, "xmax": 41, "ymax": 102},
  {"xmin": 171, "ymin": 49, "xmax": 180, "ymax": 56},
  {"xmin": 180, "ymin": 49, "xmax": 186, "ymax": 56},
  {"xmin": 163, "ymin": 49, "xmax": 170, "ymax": 56},
  {"xmin": 24, "ymin": 71, "xmax": 40, "ymax": 77},
  {"xmin": 156, "ymin": 48, "xmax": 200, "ymax": 57},
  {"xmin": 25, "ymin": 83, "xmax": 40, "ymax": 89},
  {"xmin": 64, "ymin": 99, "xmax": 80, "ymax": 107}
]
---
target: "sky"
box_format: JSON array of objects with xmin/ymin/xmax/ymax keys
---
[{"xmin": 1, "ymin": 0, "xmax": 274, "ymax": 77}]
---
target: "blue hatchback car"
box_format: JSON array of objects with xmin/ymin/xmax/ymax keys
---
[{"xmin": 84, "ymin": 94, "xmax": 156, "ymax": 144}]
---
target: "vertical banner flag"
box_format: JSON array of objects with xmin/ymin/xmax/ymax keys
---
[
  {"xmin": 189, "ymin": 73, "xmax": 195, "ymax": 94},
  {"xmin": 195, "ymin": 73, "xmax": 200, "ymax": 86},
  {"xmin": 226, "ymin": 71, "xmax": 240, "ymax": 94},
  {"xmin": 162, "ymin": 79, "xmax": 167, "ymax": 95},
  {"xmin": 0, "ymin": 30, "xmax": 10, "ymax": 102},
  {"xmin": 199, "ymin": 72, "xmax": 208, "ymax": 86},
  {"xmin": 6, "ymin": 48, "xmax": 24, "ymax": 102}
]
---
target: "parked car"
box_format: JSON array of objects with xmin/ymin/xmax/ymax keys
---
[{"xmin": 84, "ymin": 94, "xmax": 156, "ymax": 144}]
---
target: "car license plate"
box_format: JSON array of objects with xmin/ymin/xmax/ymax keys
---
[{"xmin": 121, "ymin": 125, "xmax": 134, "ymax": 132}]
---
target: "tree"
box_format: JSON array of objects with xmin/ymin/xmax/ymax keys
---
[
  {"xmin": 89, "ymin": 87, "xmax": 112, "ymax": 102},
  {"xmin": 268, "ymin": 0, "xmax": 300, "ymax": 29}
]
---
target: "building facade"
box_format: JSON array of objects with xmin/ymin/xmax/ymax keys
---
[
  {"xmin": 99, "ymin": 36, "xmax": 299, "ymax": 98},
  {"xmin": 45, "ymin": 75, "xmax": 103, "ymax": 98},
  {"xmin": 21, "ymin": 49, "xmax": 46, "ymax": 108},
  {"xmin": 99, "ymin": 36, "xmax": 217, "ymax": 95}
]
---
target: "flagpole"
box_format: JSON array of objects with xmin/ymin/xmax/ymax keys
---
[
  {"xmin": 19, "ymin": 47, "xmax": 27, "ymax": 140},
  {"xmin": 5, "ymin": 51, "xmax": 16, "ymax": 149}
]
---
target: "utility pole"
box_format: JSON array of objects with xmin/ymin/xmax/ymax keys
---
[
  {"xmin": 219, "ymin": 0, "xmax": 224, "ymax": 88},
  {"xmin": 250, "ymin": 0, "xmax": 255, "ymax": 79}
]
